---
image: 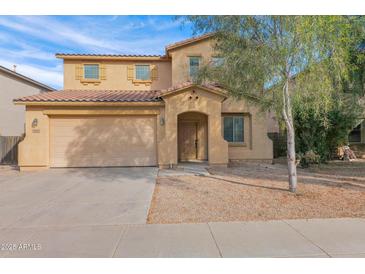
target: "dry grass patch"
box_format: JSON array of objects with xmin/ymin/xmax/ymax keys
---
[{"xmin": 147, "ymin": 162, "xmax": 365, "ymax": 224}]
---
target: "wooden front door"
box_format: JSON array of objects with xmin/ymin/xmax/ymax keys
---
[{"xmin": 178, "ymin": 121, "xmax": 198, "ymax": 161}]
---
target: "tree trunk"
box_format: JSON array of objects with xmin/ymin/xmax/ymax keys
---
[
  {"xmin": 282, "ymin": 78, "xmax": 297, "ymax": 193},
  {"xmin": 286, "ymin": 122, "xmax": 297, "ymax": 192}
]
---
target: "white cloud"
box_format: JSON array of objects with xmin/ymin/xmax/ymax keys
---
[
  {"xmin": 0, "ymin": 44, "xmax": 54, "ymax": 61},
  {"xmin": 0, "ymin": 16, "xmax": 122, "ymax": 52},
  {"xmin": 0, "ymin": 16, "xmax": 189, "ymax": 54}
]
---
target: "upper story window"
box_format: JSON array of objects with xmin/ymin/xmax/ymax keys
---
[
  {"xmin": 223, "ymin": 115, "xmax": 244, "ymax": 143},
  {"xmin": 135, "ymin": 65, "xmax": 151, "ymax": 81},
  {"xmin": 189, "ymin": 56, "xmax": 201, "ymax": 79},
  {"xmin": 211, "ymin": 57, "xmax": 225, "ymax": 67},
  {"xmin": 84, "ymin": 64, "xmax": 99, "ymax": 80}
]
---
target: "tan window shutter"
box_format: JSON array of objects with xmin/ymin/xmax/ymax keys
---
[
  {"xmin": 127, "ymin": 65, "xmax": 134, "ymax": 80},
  {"xmin": 75, "ymin": 64, "xmax": 83, "ymax": 80},
  {"xmin": 151, "ymin": 64, "xmax": 158, "ymax": 80},
  {"xmin": 100, "ymin": 64, "xmax": 106, "ymax": 80}
]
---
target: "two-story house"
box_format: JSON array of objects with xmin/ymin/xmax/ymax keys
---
[{"xmin": 14, "ymin": 33, "xmax": 273, "ymax": 170}]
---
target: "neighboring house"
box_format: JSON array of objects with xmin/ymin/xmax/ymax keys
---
[
  {"xmin": 349, "ymin": 120, "xmax": 365, "ymax": 158},
  {"xmin": 349, "ymin": 120, "xmax": 365, "ymax": 144},
  {"xmin": 0, "ymin": 65, "xmax": 54, "ymax": 136},
  {"xmin": 14, "ymin": 34, "xmax": 273, "ymax": 170}
]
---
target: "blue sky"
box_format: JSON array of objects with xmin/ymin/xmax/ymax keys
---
[{"xmin": 0, "ymin": 16, "xmax": 193, "ymax": 89}]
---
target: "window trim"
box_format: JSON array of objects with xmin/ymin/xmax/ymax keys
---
[
  {"xmin": 133, "ymin": 64, "xmax": 152, "ymax": 84},
  {"xmin": 222, "ymin": 114, "xmax": 246, "ymax": 146},
  {"xmin": 81, "ymin": 63, "xmax": 101, "ymax": 83}
]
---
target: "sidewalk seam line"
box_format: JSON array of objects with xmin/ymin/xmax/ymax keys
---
[
  {"xmin": 111, "ymin": 225, "xmax": 128, "ymax": 258},
  {"xmin": 207, "ymin": 223, "xmax": 223, "ymax": 258},
  {"xmin": 282, "ymin": 220, "xmax": 332, "ymax": 258}
]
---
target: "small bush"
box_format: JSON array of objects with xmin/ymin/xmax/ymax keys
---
[{"xmin": 298, "ymin": 150, "xmax": 321, "ymax": 168}]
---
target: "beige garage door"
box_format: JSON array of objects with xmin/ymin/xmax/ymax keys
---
[{"xmin": 50, "ymin": 116, "xmax": 157, "ymax": 167}]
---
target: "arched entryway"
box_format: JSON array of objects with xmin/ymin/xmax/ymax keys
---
[{"xmin": 177, "ymin": 112, "xmax": 208, "ymax": 162}]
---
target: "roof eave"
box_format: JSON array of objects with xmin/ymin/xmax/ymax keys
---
[
  {"xmin": 165, "ymin": 33, "xmax": 216, "ymax": 54},
  {"xmin": 14, "ymin": 101, "xmax": 165, "ymax": 107},
  {"xmin": 56, "ymin": 54, "xmax": 171, "ymax": 61}
]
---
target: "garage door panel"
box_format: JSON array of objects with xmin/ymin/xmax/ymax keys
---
[{"xmin": 50, "ymin": 116, "xmax": 157, "ymax": 167}]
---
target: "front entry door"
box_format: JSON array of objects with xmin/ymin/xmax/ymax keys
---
[{"xmin": 178, "ymin": 121, "xmax": 198, "ymax": 161}]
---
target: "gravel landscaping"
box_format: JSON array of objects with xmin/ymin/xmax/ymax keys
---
[{"xmin": 147, "ymin": 161, "xmax": 365, "ymax": 224}]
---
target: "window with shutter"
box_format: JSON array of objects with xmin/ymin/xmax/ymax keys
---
[
  {"xmin": 135, "ymin": 65, "xmax": 151, "ymax": 80},
  {"xmin": 129, "ymin": 64, "xmax": 155, "ymax": 85},
  {"xmin": 84, "ymin": 64, "xmax": 99, "ymax": 79}
]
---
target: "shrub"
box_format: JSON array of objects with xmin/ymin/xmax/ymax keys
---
[{"xmin": 297, "ymin": 150, "xmax": 321, "ymax": 168}]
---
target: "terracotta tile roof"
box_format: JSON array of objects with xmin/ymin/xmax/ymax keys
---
[
  {"xmin": 165, "ymin": 33, "xmax": 215, "ymax": 51},
  {"xmin": 56, "ymin": 53, "xmax": 165, "ymax": 58},
  {"xmin": 14, "ymin": 82, "xmax": 226, "ymax": 103},
  {"xmin": 14, "ymin": 89, "xmax": 163, "ymax": 103}
]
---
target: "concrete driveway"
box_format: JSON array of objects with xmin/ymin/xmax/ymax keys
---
[{"xmin": 0, "ymin": 167, "xmax": 157, "ymax": 228}]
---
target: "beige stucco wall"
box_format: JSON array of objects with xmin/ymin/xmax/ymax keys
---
[
  {"xmin": 222, "ymin": 97, "xmax": 273, "ymax": 160},
  {"xmin": 18, "ymin": 106, "xmax": 50, "ymax": 169},
  {"xmin": 158, "ymin": 87, "xmax": 228, "ymax": 167},
  {"xmin": 0, "ymin": 72, "xmax": 48, "ymax": 136},
  {"xmin": 63, "ymin": 60, "xmax": 171, "ymax": 90},
  {"xmin": 168, "ymin": 38, "xmax": 216, "ymax": 86},
  {"xmin": 18, "ymin": 104, "xmax": 164, "ymax": 170}
]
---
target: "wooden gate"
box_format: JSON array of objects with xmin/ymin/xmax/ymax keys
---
[{"xmin": 0, "ymin": 136, "xmax": 23, "ymax": 165}]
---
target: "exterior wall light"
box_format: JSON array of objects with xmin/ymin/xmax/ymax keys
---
[
  {"xmin": 160, "ymin": 117, "xmax": 165, "ymax": 126},
  {"xmin": 32, "ymin": 118, "xmax": 38, "ymax": 128}
]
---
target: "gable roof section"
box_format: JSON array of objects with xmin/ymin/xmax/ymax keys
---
[
  {"xmin": 0, "ymin": 65, "xmax": 55, "ymax": 91},
  {"xmin": 160, "ymin": 81, "xmax": 227, "ymax": 98},
  {"xmin": 14, "ymin": 89, "xmax": 163, "ymax": 104},
  {"xmin": 165, "ymin": 33, "xmax": 215, "ymax": 52}
]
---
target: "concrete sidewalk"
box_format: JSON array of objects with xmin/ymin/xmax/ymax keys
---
[{"xmin": 1, "ymin": 218, "xmax": 365, "ymax": 258}]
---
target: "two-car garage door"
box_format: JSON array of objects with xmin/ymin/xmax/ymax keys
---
[{"xmin": 50, "ymin": 116, "xmax": 157, "ymax": 167}]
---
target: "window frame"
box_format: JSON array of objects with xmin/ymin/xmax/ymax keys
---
[
  {"xmin": 133, "ymin": 64, "xmax": 152, "ymax": 84},
  {"xmin": 188, "ymin": 56, "xmax": 201, "ymax": 80},
  {"xmin": 222, "ymin": 114, "xmax": 245, "ymax": 146},
  {"xmin": 81, "ymin": 63, "xmax": 101, "ymax": 83}
]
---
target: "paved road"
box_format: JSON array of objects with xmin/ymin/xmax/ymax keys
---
[{"xmin": 1, "ymin": 218, "xmax": 365, "ymax": 257}]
